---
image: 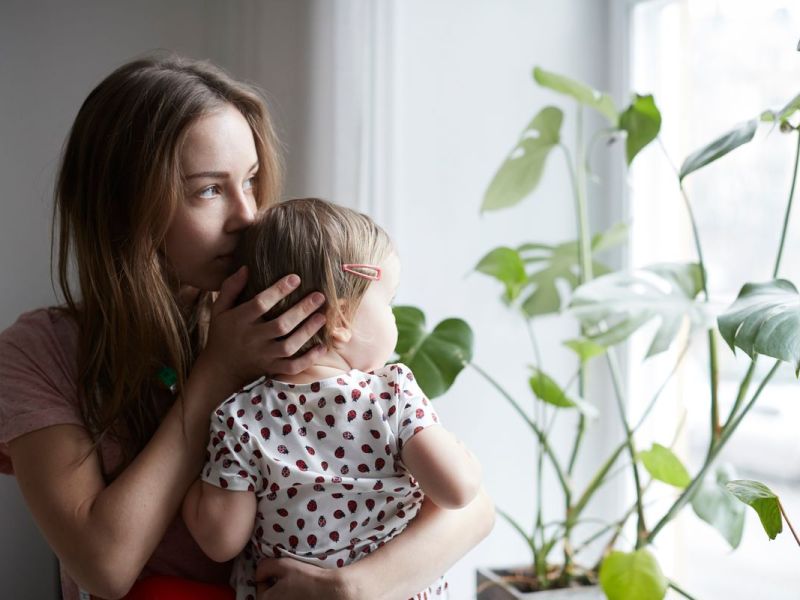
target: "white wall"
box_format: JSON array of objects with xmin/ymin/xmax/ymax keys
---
[{"xmin": 0, "ymin": 1, "xmax": 617, "ymax": 598}]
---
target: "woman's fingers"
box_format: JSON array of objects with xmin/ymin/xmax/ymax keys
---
[
  {"xmin": 239, "ymin": 275, "xmax": 309, "ymax": 323},
  {"xmin": 270, "ymin": 345, "xmax": 327, "ymax": 376},
  {"xmin": 211, "ymin": 266, "xmax": 249, "ymax": 318},
  {"xmin": 260, "ymin": 311, "xmax": 327, "ymax": 355}
]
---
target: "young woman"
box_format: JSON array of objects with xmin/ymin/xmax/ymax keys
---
[{"xmin": 0, "ymin": 55, "xmax": 494, "ymax": 600}]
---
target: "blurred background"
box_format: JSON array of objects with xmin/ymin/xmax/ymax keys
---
[{"xmin": 1, "ymin": 1, "xmax": 799, "ymax": 598}]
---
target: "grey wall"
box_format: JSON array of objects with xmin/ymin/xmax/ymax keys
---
[{"xmin": 0, "ymin": 1, "xmax": 616, "ymax": 598}]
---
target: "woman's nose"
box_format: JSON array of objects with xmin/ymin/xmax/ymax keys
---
[{"xmin": 225, "ymin": 189, "xmax": 256, "ymax": 232}]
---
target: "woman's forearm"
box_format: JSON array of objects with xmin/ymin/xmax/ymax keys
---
[{"xmin": 341, "ymin": 487, "xmax": 495, "ymax": 600}]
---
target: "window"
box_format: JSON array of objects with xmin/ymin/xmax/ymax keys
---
[{"xmin": 626, "ymin": 1, "xmax": 800, "ymax": 597}]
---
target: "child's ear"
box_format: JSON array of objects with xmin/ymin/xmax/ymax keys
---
[{"xmin": 329, "ymin": 324, "xmax": 352, "ymax": 348}]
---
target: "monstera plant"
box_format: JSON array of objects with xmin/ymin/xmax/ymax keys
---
[{"xmin": 393, "ymin": 67, "xmax": 800, "ymax": 599}]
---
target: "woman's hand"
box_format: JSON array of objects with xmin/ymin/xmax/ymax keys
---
[
  {"xmin": 196, "ymin": 267, "xmax": 328, "ymax": 400},
  {"xmin": 255, "ymin": 557, "xmax": 354, "ymax": 600}
]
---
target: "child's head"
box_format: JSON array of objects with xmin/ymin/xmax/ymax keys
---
[{"xmin": 237, "ymin": 198, "xmax": 399, "ymax": 371}]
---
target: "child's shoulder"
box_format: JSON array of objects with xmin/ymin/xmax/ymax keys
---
[{"xmin": 370, "ymin": 362, "xmax": 413, "ymax": 379}]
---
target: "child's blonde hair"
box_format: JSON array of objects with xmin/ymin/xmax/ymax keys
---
[{"xmin": 238, "ymin": 198, "xmax": 394, "ymax": 354}]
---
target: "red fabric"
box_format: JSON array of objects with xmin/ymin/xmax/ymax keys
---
[{"xmin": 123, "ymin": 575, "xmax": 235, "ymax": 600}]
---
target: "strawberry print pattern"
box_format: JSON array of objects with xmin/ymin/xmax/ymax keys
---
[{"xmin": 201, "ymin": 363, "xmax": 448, "ymax": 600}]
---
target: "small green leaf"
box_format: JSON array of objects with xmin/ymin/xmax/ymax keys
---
[
  {"xmin": 599, "ymin": 549, "xmax": 668, "ymax": 600},
  {"xmin": 717, "ymin": 279, "xmax": 800, "ymax": 374},
  {"xmin": 761, "ymin": 92, "xmax": 800, "ymax": 123},
  {"xmin": 528, "ymin": 368, "xmax": 598, "ymax": 418},
  {"xmin": 474, "ymin": 247, "xmax": 528, "ymax": 301},
  {"xmin": 725, "ymin": 480, "xmax": 783, "ymax": 540},
  {"xmin": 564, "ymin": 338, "xmax": 607, "ymax": 363},
  {"xmin": 679, "ymin": 120, "xmax": 757, "ymax": 181},
  {"xmin": 533, "ymin": 66, "xmax": 618, "ymax": 125},
  {"xmin": 482, "ymin": 106, "xmax": 563, "ymax": 211},
  {"xmin": 392, "ymin": 306, "xmax": 473, "ymax": 399},
  {"xmin": 691, "ymin": 463, "xmax": 745, "ymax": 549},
  {"xmin": 638, "ymin": 443, "xmax": 691, "ymax": 488},
  {"xmin": 619, "ymin": 94, "xmax": 662, "ymax": 165}
]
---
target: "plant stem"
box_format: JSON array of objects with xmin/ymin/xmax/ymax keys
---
[
  {"xmin": 778, "ymin": 500, "xmax": 800, "ymax": 547},
  {"xmin": 470, "ymin": 362, "xmax": 572, "ymax": 497},
  {"xmin": 647, "ymin": 360, "xmax": 781, "ymax": 543},
  {"xmin": 605, "ymin": 351, "xmax": 648, "ymax": 548},
  {"xmin": 657, "ymin": 137, "xmax": 721, "ymax": 446},
  {"xmin": 669, "ymin": 580, "xmax": 699, "ymax": 600},
  {"xmin": 526, "ymin": 320, "xmax": 548, "ymax": 558},
  {"xmin": 772, "ymin": 129, "xmax": 800, "ymax": 279}
]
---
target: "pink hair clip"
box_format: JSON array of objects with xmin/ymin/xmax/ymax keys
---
[{"xmin": 342, "ymin": 263, "xmax": 382, "ymax": 281}]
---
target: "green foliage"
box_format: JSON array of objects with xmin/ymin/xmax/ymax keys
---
[
  {"xmin": 569, "ymin": 263, "xmax": 710, "ymax": 357},
  {"xmin": 533, "ymin": 66, "xmax": 618, "ymax": 124},
  {"xmin": 679, "ymin": 120, "xmax": 757, "ymax": 181},
  {"xmin": 392, "ymin": 306, "xmax": 473, "ymax": 399},
  {"xmin": 725, "ymin": 480, "xmax": 783, "ymax": 540},
  {"xmin": 717, "ymin": 279, "xmax": 800, "ymax": 374},
  {"xmin": 761, "ymin": 93, "xmax": 800, "ymax": 124},
  {"xmin": 638, "ymin": 443, "xmax": 691, "ymax": 488},
  {"xmin": 528, "ymin": 368, "xmax": 598, "ymax": 418},
  {"xmin": 482, "ymin": 106, "xmax": 563, "ymax": 211},
  {"xmin": 599, "ymin": 549, "xmax": 668, "ymax": 600},
  {"xmin": 691, "ymin": 464, "xmax": 745, "ymax": 549},
  {"xmin": 619, "ymin": 94, "xmax": 662, "ymax": 165}
]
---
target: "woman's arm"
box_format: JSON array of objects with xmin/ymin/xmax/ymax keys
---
[
  {"xmin": 255, "ymin": 487, "xmax": 495, "ymax": 600},
  {"xmin": 182, "ymin": 480, "xmax": 256, "ymax": 562},
  {"xmin": 7, "ymin": 272, "xmax": 326, "ymax": 599}
]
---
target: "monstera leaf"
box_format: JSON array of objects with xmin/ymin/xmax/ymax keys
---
[
  {"xmin": 482, "ymin": 106, "xmax": 563, "ymax": 211},
  {"xmin": 725, "ymin": 480, "xmax": 783, "ymax": 541},
  {"xmin": 533, "ymin": 66, "xmax": 618, "ymax": 125},
  {"xmin": 717, "ymin": 279, "xmax": 800, "ymax": 374},
  {"xmin": 475, "ymin": 223, "xmax": 627, "ymax": 318},
  {"xmin": 599, "ymin": 549, "xmax": 667, "ymax": 600},
  {"xmin": 392, "ymin": 306, "xmax": 473, "ymax": 399},
  {"xmin": 569, "ymin": 263, "xmax": 711, "ymax": 357},
  {"xmin": 691, "ymin": 463, "xmax": 745, "ymax": 549}
]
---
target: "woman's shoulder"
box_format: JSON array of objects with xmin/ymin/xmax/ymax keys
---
[{"xmin": 0, "ymin": 306, "xmax": 78, "ymax": 355}]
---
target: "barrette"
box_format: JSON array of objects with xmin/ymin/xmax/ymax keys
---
[{"xmin": 342, "ymin": 263, "xmax": 382, "ymax": 281}]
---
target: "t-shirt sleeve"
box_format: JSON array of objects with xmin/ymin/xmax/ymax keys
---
[
  {"xmin": 0, "ymin": 310, "xmax": 83, "ymax": 475},
  {"xmin": 391, "ymin": 363, "xmax": 440, "ymax": 452},
  {"xmin": 201, "ymin": 396, "xmax": 264, "ymax": 493}
]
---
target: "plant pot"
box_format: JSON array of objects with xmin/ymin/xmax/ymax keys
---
[{"xmin": 476, "ymin": 567, "xmax": 603, "ymax": 599}]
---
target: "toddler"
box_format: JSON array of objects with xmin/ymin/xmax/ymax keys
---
[{"xmin": 182, "ymin": 198, "xmax": 482, "ymax": 600}]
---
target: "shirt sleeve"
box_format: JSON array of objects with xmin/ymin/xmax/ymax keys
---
[
  {"xmin": 391, "ymin": 363, "xmax": 441, "ymax": 452},
  {"xmin": 0, "ymin": 309, "xmax": 83, "ymax": 475},
  {"xmin": 201, "ymin": 395, "xmax": 265, "ymax": 493}
]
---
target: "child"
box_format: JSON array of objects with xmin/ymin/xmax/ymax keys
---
[{"xmin": 182, "ymin": 197, "xmax": 482, "ymax": 600}]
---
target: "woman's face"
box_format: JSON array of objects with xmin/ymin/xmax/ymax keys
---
[{"xmin": 164, "ymin": 103, "xmax": 259, "ymax": 292}]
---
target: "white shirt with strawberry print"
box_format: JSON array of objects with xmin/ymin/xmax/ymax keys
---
[{"xmin": 202, "ymin": 363, "xmax": 449, "ymax": 600}]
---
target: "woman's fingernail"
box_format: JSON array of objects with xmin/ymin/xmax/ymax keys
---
[
  {"xmin": 311, "ymin": 292, "xmax": 325, "ymax": 305},
  {"xmin": 287, "ymin": 274, "xmax": 300, "ymax": 288}
]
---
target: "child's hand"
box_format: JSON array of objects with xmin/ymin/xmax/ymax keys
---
[{"xmin": 197, "ymin": 267, "xmax": 327, "ymax": 398}]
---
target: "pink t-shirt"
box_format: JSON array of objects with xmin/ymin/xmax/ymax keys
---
[{"xmin": 0, "ymin": 308, "xmax": 232, "ymax": 599}]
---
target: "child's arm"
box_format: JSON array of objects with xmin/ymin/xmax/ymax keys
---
[
  {"xmin": 182, "ymin": 479, "xmax": 257, "ymax": 562},
  {"xmin": 400, "ymin": 425, "xmax": 482, "ymax": 509}
]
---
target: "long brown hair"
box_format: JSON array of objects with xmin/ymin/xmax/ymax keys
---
[
  {"xmin": 237, "ymin": 198, "xmax": 393, "ymax": 355},
  {"xmin": 54, "ymin": 55, "xmax": 283, "ymax": 476}
]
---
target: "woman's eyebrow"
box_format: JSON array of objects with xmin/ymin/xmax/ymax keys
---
[{"xmin": 185, "ymin": 161, "xmax": 259, "ymax": 180}]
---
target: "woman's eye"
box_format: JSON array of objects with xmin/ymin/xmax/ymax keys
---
[
  {"xmin": 243, "ymin": 176, "xmax": 257, "ymax": 192},
  {"xmin": 197, "ymin": 184, "xmax": 221, "ymax": 199}
]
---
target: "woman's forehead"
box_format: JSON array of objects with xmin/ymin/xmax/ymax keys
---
[{"xmin": 181, "ymin": 104, "xmax": 258, "ymax": 175}]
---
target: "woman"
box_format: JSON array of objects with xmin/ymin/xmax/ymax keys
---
[{"xmin": 0, "ymin": 55, "xmax": 493, "ymax": 599}]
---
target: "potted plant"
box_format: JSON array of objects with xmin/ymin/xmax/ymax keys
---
[{"xmin": 392, "ymin": 66, "xmax": 800, "ymax": 599}]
